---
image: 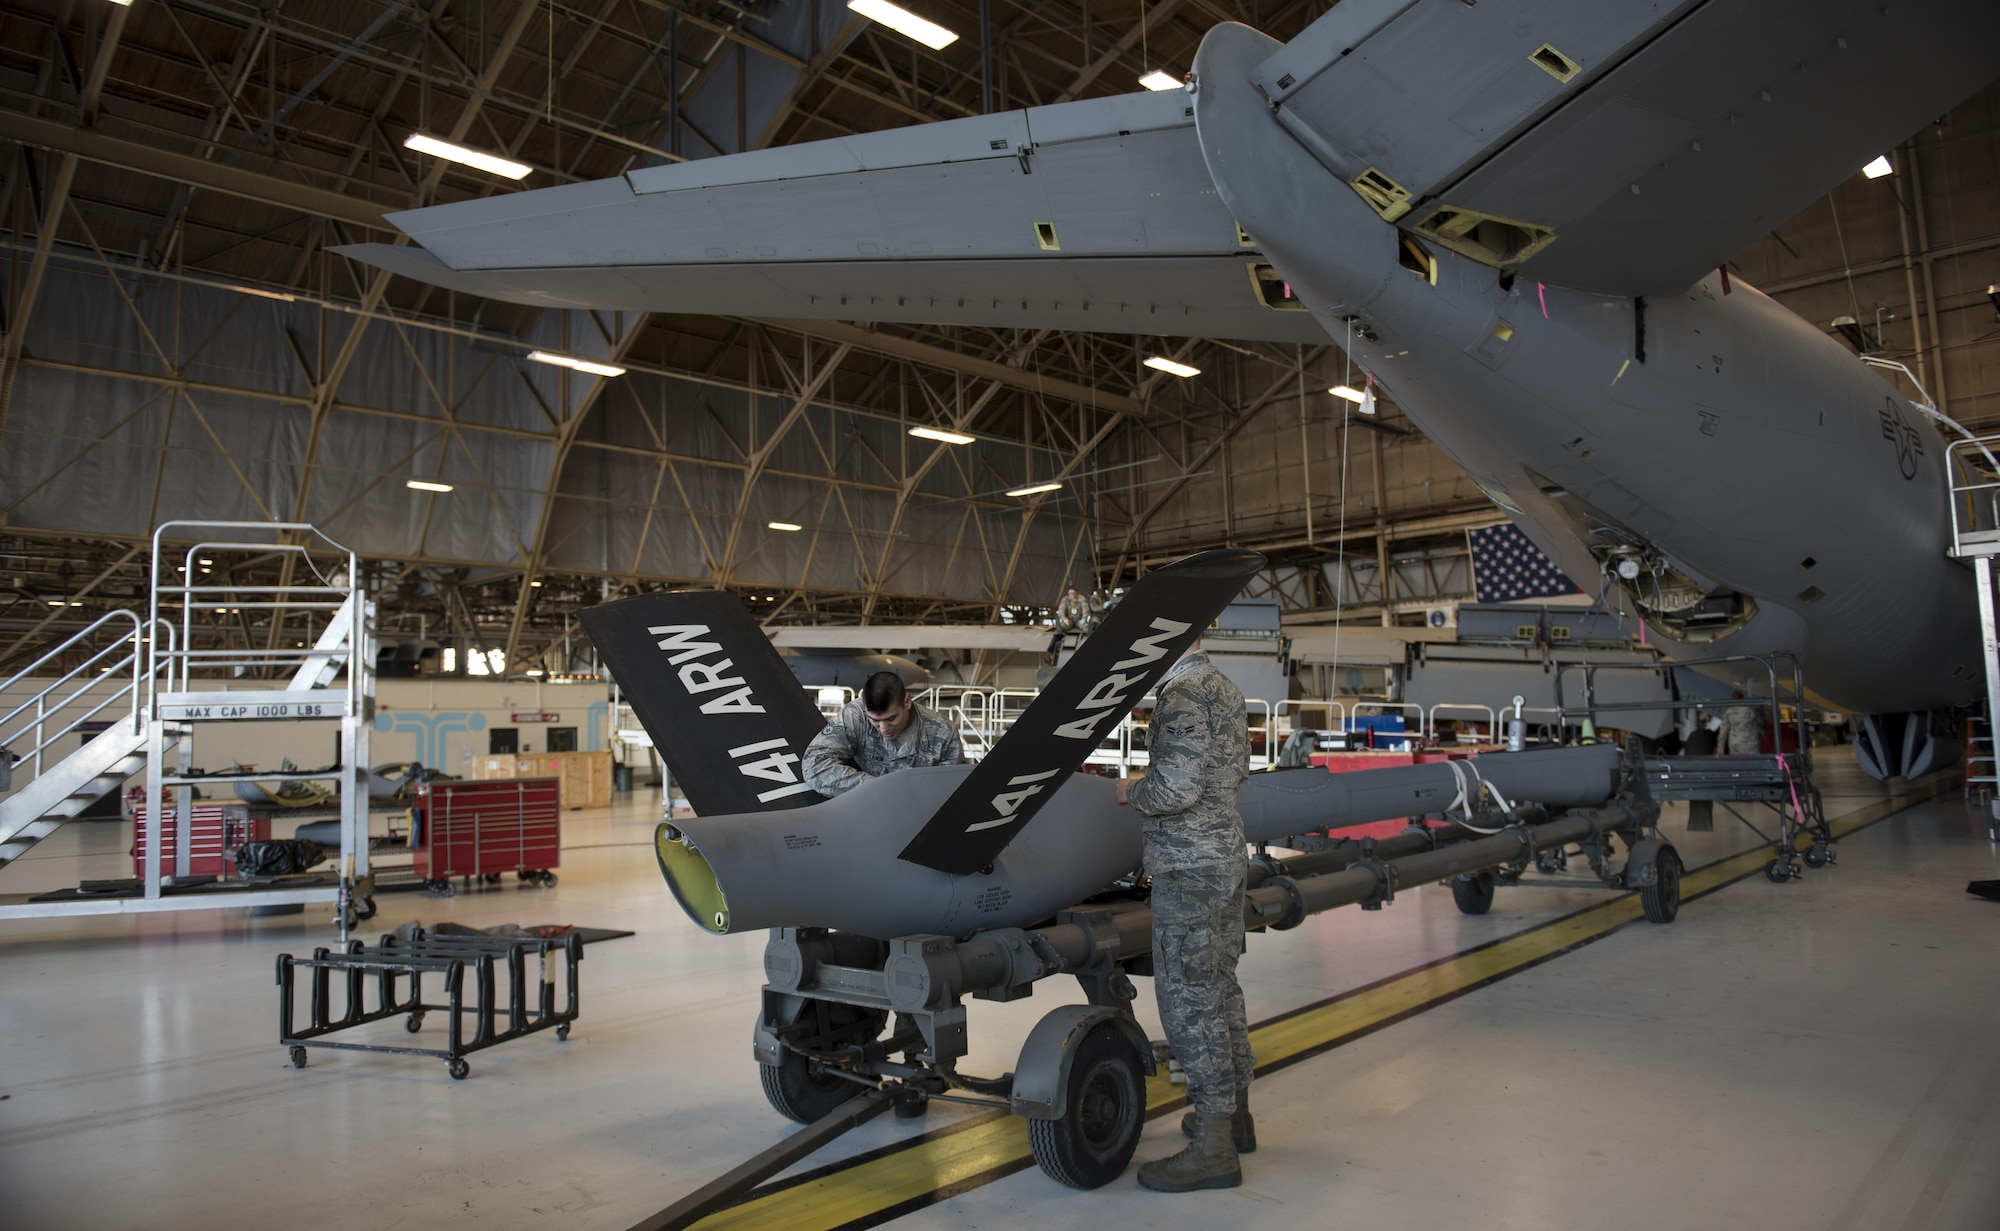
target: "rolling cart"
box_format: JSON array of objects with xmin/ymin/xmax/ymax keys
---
[
  {"xmin": 411, "ymin": 778, "xmax": 561, "ymax": 896},
  {"xmin": 278, "ymin": 926, "xmax": 582, "ymax": 1079}
]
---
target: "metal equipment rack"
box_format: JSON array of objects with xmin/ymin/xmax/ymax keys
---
[
  {"xmin": 1556, "ymin": 651, "xmax": 1834, "ymax": 880},
  {"xmin": 278, "ymin": 926, "xmax": 582, "ymax": 1079},
  {"xmin": 0, "ymin": 521, "xmax": 376, "ymax": 926}
]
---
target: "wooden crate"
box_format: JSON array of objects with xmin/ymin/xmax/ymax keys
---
[{"xmin": 468, "ymin": 750, "xmax": 611, "ymax": 809}]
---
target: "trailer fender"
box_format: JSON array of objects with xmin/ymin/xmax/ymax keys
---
[
  {"xmin": 1623, "ymin": 837, "xmax": 1670, "ymax": 888},
  {"xmin": 1009, "ymin": 1005, "xmax": 1154, "ymax": 1120}
]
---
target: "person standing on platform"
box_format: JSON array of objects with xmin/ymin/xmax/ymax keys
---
[{"xmin": 1719, "ymin": 690, "xmax": 1766, "ymax": 755}]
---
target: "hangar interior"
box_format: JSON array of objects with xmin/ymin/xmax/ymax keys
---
[{"xmin": 2, "ymin": 1, "xmax": 1999, "ymax": 1227}]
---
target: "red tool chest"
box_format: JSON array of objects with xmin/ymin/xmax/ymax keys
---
[
  {"xmin": 130, "ymin": 802, "xmax": 269, "ymax": 878},
  {"xmin": 413, "ymin": 778, "xmax": 561, "ymax": 888}
]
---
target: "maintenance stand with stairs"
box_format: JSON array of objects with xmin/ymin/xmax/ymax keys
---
[
  {"xmin": 1948, "ymin": 429, "xmax": 2000, "ymax": 843},
  {"xmin": 0, "ymin": 521, "xmax": 376, "ymax": 929}
]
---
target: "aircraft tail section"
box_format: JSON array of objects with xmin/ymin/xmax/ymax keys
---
[
  {"xmin": 896, "ymin": 548, "xmax": 1265, "ymax": 875},
  {"xmin": 578, "ymin": 591, "xmax": 828, "ymax": 816}
]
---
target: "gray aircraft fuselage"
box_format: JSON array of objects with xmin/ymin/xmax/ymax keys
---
[{"xmin": 1195, "ymin": 22, "xmax": 1979, "ymax": 719}]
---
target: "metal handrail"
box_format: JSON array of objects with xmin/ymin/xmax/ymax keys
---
[
  {"xmin": 148, "ymin": 521, "xmax": 363, "ymax": 704},
  {"xmin": 1, "ymin": 610, "xmax": 148, "ymax": 780},
  {"xmin": 1425, "ymin": 702, "xmax": 1497, "ymax": 743},
  {"xmin": 1274, "ymin": 699, "xmax": 1348, "ymax": 735},
  {"xmin": 1946, "ymin": 431, "xmax": 2000, "ymax": 557},
  {"xmin": 1554, "ymin": 651, "xmax": 1809, "ymax": 765},
  {"xmin": 1346, "ymin": 700, "xmax": 1424, "ymax": 746}
]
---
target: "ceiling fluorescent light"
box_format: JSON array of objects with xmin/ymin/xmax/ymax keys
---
[
  {"xmin": 403, "ymin": 133, "xmax": 532, "ymax": 180},
  {"xmin": 526, "ymin": 350, "xmax": 625, "ymax": 377},
  {"xmin": 1138, "ymin": 70, "xmax": 1182, "ymax": 92},
  {"xmin": 1144, "ymin": 355, "xmax": 1201, "ymax": 378},
  {"xmin": 768, "ymin": 521, "xmax": 804, "ymax": 532},
  {"xmin": 406, "ymin": 479, "xmax": 455, "ymax": 493},
  {"xmin": 847, "ymin": 0, "xmax": 958, "ymax": 49},
  {"xmin": 1862, "ymin": 154, "xmax": 1894, "ymax": 179},
  {"xmin": 1006, "ymin": 482, "xmax": 1062, "ymax": 497},
  {"xmin": 909, "ymin": 426, "xmax": 976, "ymax": 445},
  {"xmin": 236, "ymin": 285, "xmax": 296, "ymax": 302},
  {"xmin": 1329, "ymin": 383, "xmax": 1378, "ymax": 414}
]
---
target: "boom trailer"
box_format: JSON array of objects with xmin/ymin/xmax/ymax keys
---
[{"xmin": 635, "ymin": 740, "xmax": 1669, "ymax": 1229}]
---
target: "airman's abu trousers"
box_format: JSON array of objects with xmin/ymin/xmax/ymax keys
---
[{"xmin": 1151, "ymin": 860, "xmax": 1255, "ymax": 1117}]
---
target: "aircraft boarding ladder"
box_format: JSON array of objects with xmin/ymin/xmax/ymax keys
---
[
  {"xmin": 1945, "ymin": 429, "xmax": 2000, "ymax": 840},
  {"xmin": 0, "ymin": 521, "xmax": 376, "ymax": 923}
]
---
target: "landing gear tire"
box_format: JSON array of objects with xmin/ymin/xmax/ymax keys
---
[
  {"xmin": 1449, "ymin": 873, "xmax": 1496, "ymax": 916},
  {"xmin": 1026, "ymin": 1023, "xmax": 1146, "ymax": 1190},
  {"xmin": 1640, "ymin": 847, "xmax": 1682, "ymax": 924}
]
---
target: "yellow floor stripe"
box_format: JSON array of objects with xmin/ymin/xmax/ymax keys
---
[{"xmin": 690, "ymin": 779, "xmax": 1950, "ymax": 1229}]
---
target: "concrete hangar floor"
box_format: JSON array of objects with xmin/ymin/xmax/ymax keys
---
[{"xmin": 2, "ymin": 763, "xmax": 1996, "ymax": 1230}]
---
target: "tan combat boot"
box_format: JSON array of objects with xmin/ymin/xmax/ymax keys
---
[
  {"xmin": 1138, "ymin": 1113, "xmax": 1242, "ymax": 1192},
  {"xmin": 1180, "ymin": 1094, "xmax": 1256, "ymax": 1153}
]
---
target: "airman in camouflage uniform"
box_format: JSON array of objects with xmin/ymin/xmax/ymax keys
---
[
  {"xmin": 802, "ymin": 672, "xmax": 963, "ymax": 796},
  {"xmin": 1120, "ymin": 648, "xmax": 1254, "ymax": 1192},
  {"xmin": 1719, "ymin": 690, "xmax": 1766, "ymax": 756},
  {"xmin": 1056, "ymin": 586, "xmax": 1092, "ymax": 633}
]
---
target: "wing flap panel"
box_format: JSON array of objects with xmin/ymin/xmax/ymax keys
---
[
  {"xmin": 1486, "ymin": 0, "xmax": 2000, "ymax": 294},
  {"xmin": 1253, "ymin": 0, "xmax": 1698, "ymax": 210},
  {"xmin": 333, "ymin": 243, "xmax": 1333, "ymax": 343},
  {"xmin": 626, "ymin": 111, "xmax": 1033, "ymax": 194},
  {"xmin": 380, "ymin": 120, "xmax": 1230, "ymax": 272}
]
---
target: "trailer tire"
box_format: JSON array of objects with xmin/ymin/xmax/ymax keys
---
[
  {"xmin": 1026, "ymin": 1022, "xmax": 1146, "ymax": 1189},
  {"xmin": 760, "ymin": 1053, "xmax": 857, "ymax": 1124},
  {"xmin": 1449, "ymin": 874, "xmax": 1496, "ymax": 915},
  {"xmin": 1640, "ymin": 847, "xmax": 1682, "ymax": 924}
]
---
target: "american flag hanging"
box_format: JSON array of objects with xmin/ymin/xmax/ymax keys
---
[{"xmin": 1467, "ymin": 523, "xmax": 1581, "ymax": 603}]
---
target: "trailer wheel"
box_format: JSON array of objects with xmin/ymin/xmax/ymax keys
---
[
  {"xmin": 1640, "ymin": 847, "xmax": 1682, "ymax": 924},
  {"xmin": 1449, "ymin": 874, "xmax": 1496, "ymax": 916},
  {"xmin": 760, "ymin": 1052, "xmax": 859, "ymax": 1124},
  {"xmin": 759, "ymin": 1004, "xmax": 887, "ymax": 1124},
  {"xmin": 1026, "ymin": 1022, "xmax": 1146, "ymax": 1189}
]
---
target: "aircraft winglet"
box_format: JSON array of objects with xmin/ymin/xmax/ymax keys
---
[
  {"xmin": 577, "ymin": 591, "xmax": 828, "ymax": 817},
  {"xmin": 896, "ymin": 548, "xmax": 1265, "ymax": 875}
]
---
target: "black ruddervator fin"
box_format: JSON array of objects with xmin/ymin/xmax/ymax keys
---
[
  {"xmin": 577, "ymin": 591, "xmax": 828, "ymax": 816},
  {"xmin": 897, "ymin": 548, "xmax": 1266, "ymax": 875}
]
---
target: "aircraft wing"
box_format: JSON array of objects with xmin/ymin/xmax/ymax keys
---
[
  {"xmin": 1252, "ymin": 0, "xmax": 1999, "ymax": 296},
  {"xmin": 896, "ymin": 548, "xmax": 1264, "ymax": 876},
  {"xmin": 578, "ymin": 590, "xmax": 829, "ymax": 815},
  {"xmin": 336, "ymin": 91, "xmax": 1327, "ymax": 344}
]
